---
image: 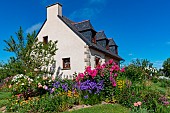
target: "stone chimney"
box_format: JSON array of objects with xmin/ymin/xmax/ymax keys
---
[{"xmin": 47, "ymin": 3, "xmax": 62, "ymax": 21}]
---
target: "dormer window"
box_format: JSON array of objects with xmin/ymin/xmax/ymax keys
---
[
  {"xmin": 43, "ymin": 36, "xmax": 48, "ymax": 44},
  {"xmin": 92, "ymin": 36, "xmax": 96, "ymax": 44},
  {"xmin": 106, "ymin": 45, "xmax": 109, "ymax": 50}
]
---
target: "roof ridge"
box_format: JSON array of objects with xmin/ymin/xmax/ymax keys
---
[{"xmin": 73, "ymin": 20, "xmax": 90, "ymax": 24}]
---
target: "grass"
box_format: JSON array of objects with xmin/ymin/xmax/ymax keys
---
[
  {"xmin": 0, "ymin": 92, "xmax": 11, "ymax": 108},
  {"xmin": 0, "ymin": 92, "xmax": 11, "ymax": 99},
  {"xmin": 63, "ymin": 104, "xmax": 130, "ymax": 113},
  {"xmin": 148, "ymin": 80, "xmax": 170, "ymax": 95}
]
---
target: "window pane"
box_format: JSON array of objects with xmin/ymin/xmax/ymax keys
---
[
  {"xmin": 43, "ymin": 36, "xmax": 48, "ymax": 44},
  {"xmin": 63, "ymin": 58, "xmax": 70, "ymax": 69}
]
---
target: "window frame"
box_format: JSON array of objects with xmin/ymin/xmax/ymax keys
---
[
  {"xmin": 43, "ymin": 36, "xmax": 48, "ymax": 44},
  {"xmin": 62, "ymin": 57, "xmax": 71, "ymax": 70},
  {"xmin": 94, "ymin": 55, "xmax": 101, "ymax": 67}
]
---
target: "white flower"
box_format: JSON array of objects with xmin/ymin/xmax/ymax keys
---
[{"xmin": 21, "ymin": 83, "xmax": 24, "ymax": 85}]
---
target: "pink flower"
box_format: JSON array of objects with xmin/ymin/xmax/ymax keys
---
[
  {"xmin": 112, "ymin": 79, "xmax": 116, "ymax": 87},
  {"xmin": 101, "ymin": 63, "xmax": 106, "ymax": 69},
  {"xmin": 85, "ymin": 66, "xmax": 92, "ymax": 75},
  {"xmin": 114, "ymin": 65, "xmax": 120, "ymax": 71},
  {"xmin": 52, "ymin": 75, "xmax": 55, "ymax": 81},
  {"xmin": 78, "ymin": 73, "xmax": 85, "ymax": 79},
  {"xmin": 121, "ymin": 67, "xmax": 125, "ymax": 72},
  {"xmin": 43, "ymin": 85, "xmax": 48, "ymax": 90},
  {"xmin": 38, "ymin": 83, "xmax": 43, "ymax": 88},
  {"xmin": 134, "ymin": 102, "xmax": 138, "ymax": 107},
  {"xmin": 96, "ymin": 64, "xmax": 102, "ymax": 70},
  {"xmin": 91, "ymin": 69, "xmax": 98, "ymax": 78},
  {"xmin": 137, "ymin": 101, "xmax": 142, "ymax": 106},
  {"xmin": 76, "ymin": 76, "xmax": 79, "ymax": 82},
  {"xmin": 110, "ymin": 66, "xmax": 115, "ymax": 71},
  {"xmin": 110, "ymin": 71, "xmax": 112, "ymax": 76},
  {"xmin": 110, "ymin": 75, "xmax": 113, "ymax": 81},
  {"xmin": 108, "ymin": 59, "xmax": 114, "ymax": 64},
  {"xmin": 112, "ymin": 82, "xmax": 116, "ymax": 87},
  {"xmin": 114, "ymin": 73, "xmax": 118, "ymax": 77}
]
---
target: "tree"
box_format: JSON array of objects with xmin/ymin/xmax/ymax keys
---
[
  {"xmin": 2, "ymin": 27, "xmax": 58, "ymax": 78},
  {"xmin": 162, "ymin": 58, "xmax": 170, "ymax": 77}
]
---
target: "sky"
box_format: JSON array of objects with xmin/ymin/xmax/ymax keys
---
[{"xmin": 0, "ymin": 0, "xmax": 170, "ymax": 69}]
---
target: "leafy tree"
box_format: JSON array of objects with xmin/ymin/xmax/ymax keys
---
[
  {"xmin": 124, "ymin": 59, "xmax": 154, "ymax": 81},
  {"xmin": 162, "ymin": 58, "xmax": 170, "ymax": 77},
  {"xmin": 0, "ymin": 27, "xmax": 57, "ymax": 79}
]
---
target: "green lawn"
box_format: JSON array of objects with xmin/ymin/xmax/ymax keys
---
[
  {"xmin": 0, "ymin": 92, "xmax": 11, "ymax": 100},
  {"xmin": 63, "ymin": 104, "xmax": 130, "ymax": 113},
  {"xmin": 0, "ymin": 92, "xmax": 11, "ymax": 108}
]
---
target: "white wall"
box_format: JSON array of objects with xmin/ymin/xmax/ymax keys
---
[
  {"xmin": 89, "ymin": 49, "xmax": 106, "ymax": 68},
  {"xmin": 37, "ymin": 15, "xmax": 87, "ymax": 79}
]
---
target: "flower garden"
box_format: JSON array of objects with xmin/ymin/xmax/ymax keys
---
[
  {"xmin": 0, "ymin": 29, "xmax": 170, "ymax": 112},
  {"xmin": 0, "ymin": 59, "xmax": 170, "ymax": 113}
]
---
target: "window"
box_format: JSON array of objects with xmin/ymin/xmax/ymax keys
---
[
  {"xmin": 43, "ymin": 36, "xmax": 48, "ymax": 44},
  {"xmin": 95, "ymin": 57, "xmax": 101, "ymax": 67},
  {"xmin": 106, "ymin": 45, "xmax": 109, "ymax": 50},
  {"xmin": 92, "ymin": 36, "xmax": 96, "ymax": 44},
  {"xmin": 62, "ymin": 58, "xmax": 70, "ymax": 69}
]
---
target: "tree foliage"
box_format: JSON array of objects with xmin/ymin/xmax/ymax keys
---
[
  {"xmin": 162, "ymin": 58, "xmax": 170, "ymax": 77},
  {"xmin": 0, "ymin": 27, "xmax": 57, "ymax": 80},
  {"xmin": 124, "ymin": 59, "xmax": 154, "ymax": 81}
]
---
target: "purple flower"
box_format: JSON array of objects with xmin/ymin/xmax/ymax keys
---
[
  {"xmin": 62, "ymin": 83, "xmax": 68, "ymax": 91},
  {"xmin": 53, "ymin": 81, "xmax": 60, "ymax": 88},
  {"xmin": 49, "ymin": 88, "xmax": 55, "ymax": 94},
  {"xmin": 84, "ymin": 95, "xmax": 88, "ymax": 99},
  {"xmin": 79, "ymin": 80, "xmax": 104, "ymax": 94}
]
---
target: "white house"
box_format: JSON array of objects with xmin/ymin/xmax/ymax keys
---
[{"xmin": 37, "ymin": 3, "xmax": 123, "ymax": 78}]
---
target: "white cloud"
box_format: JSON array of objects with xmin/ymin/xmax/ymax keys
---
[
  {"xmin": 128, "ymin": 53, "xmax": 133, "ymax": 56},
  {"xmin": 69, "ymin": 8, "xmax": 101, "ymax": 20},
  {"xmin": 166, "ymin": 41, "xmax": 170, "ymax": 45},
  {"xmin": 26, "ymin": 23, "xmax": 42, "ymax": 33}
]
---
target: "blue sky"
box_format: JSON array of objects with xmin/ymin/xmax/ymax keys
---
[{"xmin": 0, "ymin": 0, "xmax": 170, "ymax": 68}]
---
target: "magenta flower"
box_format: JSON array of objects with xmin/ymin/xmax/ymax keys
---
[
  {"xmin": 114, "ymin": 73, "xmax": 118, "ymax": 77},
  {"xmin": 110, "ymin": 65, "xmax": 115, "ymax": 72},
  {"xmin": 112, "ymin": 81, "xmax": 116, "ymax": 87},
  {"xmin": 108, "ymin": 59, "xmax": 114, "ymax": 64},
  {"xmin": 78, "ymin": 73, "xmax": 85, "ymax": 79},
  {"xmin": 91, "ymin": 69, "xmax": 98, "ymax": 78},
  {"xmin": 110, "ymin": 75, "xmax": 113, "ymax": 81},
  {"xmin": 110, "ymin": 71, "xmax": 112, "ymax": 76},
  {"xmin": 121, "ymin": 67, "xmax": 125, "ymax": 72},
  {"xmin": 101, "ymin": 63, "xmax": 106, "ymax": 68},
  {"xmin": 115, "ymin": 65, "xmax": 120, "ymax": 71}
]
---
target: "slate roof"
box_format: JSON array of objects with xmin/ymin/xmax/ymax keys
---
[
  {"xmin": 57, "ymin": 15, "xmax": 123, "ymax": 61},
  {"xmin": 73, "ymin": 20, "xmax": 95, "ymax": 32},
  {"xmin": 108, "ymin": 38, "xmax": 117, "ymax": 46},
  {"xmin": 96, "ymin": 31, "xmax": 107, "ymax": 40}
]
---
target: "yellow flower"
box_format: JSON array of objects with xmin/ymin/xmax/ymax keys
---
[{"xmin": 67, "ymin": 90, "xmax": 72, "ymax": 97}]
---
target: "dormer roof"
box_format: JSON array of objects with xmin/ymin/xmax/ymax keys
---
[
  {"xmin": 96, "ymin": 31, "xmax": 107, "ymax": 40},
  {"xmin": 108, "ymin": 38, "xmax": 117, "ymax": 46},
  {"xmin": 73, "ymin": 20, "xmax": 95, "ymax": 32}
]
